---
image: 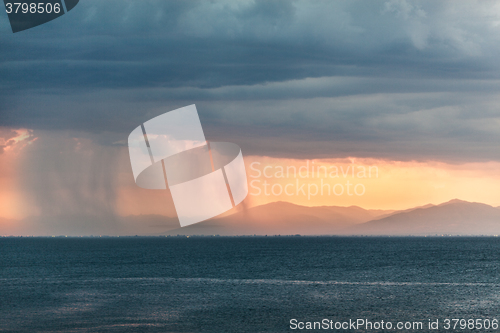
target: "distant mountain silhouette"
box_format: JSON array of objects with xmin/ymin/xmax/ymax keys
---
[
  {"xmin": 344, "ymin": 199, "xmax": 500, "ymax": 236},
  {"xmin": 3, "ymin": 199, "xmax": 499, "ymax": 236},
  {"xmin": 164, "ymin": 201, "xmax": 393, "ymax": 236}
]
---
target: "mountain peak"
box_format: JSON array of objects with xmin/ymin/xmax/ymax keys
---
[
  {"xmin": 438, "ymin": 199, "xmax": 471, "ymax": 206},
  {"xmin": 346, "ymin": 198, "xmax": 500, "ymax": 236}
]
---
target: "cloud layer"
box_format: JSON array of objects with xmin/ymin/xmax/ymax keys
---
[{"xmin": 2, "ymin": 0, "xmax": 500, "ymax": 162}]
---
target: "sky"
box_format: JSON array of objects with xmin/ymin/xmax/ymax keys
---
[{"xmin": 2, "ymin": 0, "xmax": 500, "ymax": 235}]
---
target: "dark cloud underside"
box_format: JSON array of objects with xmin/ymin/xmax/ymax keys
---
[{"xmin": 2, "ymin": 0, "xmax": 500, "ymax": 161}]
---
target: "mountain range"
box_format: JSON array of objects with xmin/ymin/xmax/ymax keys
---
[
  {"xmin": 346, "ymin": 199, "xmax": 500, "ymax": 236},
  {"xmin": 2, "ymin": 199, "xmax": 500, "ymax": 236},
  {"xmin": 164, "ymin": 199, "xmax": 500, "ymax": 236}
]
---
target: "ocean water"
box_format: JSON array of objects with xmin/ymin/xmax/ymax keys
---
[{"xmin": 1, "ymin": 237, "xmax": 500, "ymax": 332}]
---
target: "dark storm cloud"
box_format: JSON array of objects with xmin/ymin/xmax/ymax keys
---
[
  {"xmin": 2, "ymin": 0, "xmax": 500, "ymax": 161},
  {"xmin": 0, "ymin": 0, "xmax": 498, "ymax": 90},
  {"xmin": 1, "ymin": 0, "xmax": 498, "ymax": 92}
]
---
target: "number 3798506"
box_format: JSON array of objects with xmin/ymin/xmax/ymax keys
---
[{"xmin": 5, "ymin": 2, "xmax": 61, "ymax": 14}]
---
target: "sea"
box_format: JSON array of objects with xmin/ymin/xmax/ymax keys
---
[{"xmin": 1, "ymin": 236, "xmax": 499, "ymax": 332}]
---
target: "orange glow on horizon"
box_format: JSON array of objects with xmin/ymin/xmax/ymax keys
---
[
  {"xmin": 0, "ymin": 128, "xmax": 36, "ymax": 220},
  {"xmin": 242, "ymin": 156, "xmax": 500, "ymax": 211},
  {"xmin": 2, "ymin": 127, "xmax": 500, "ymax": 221}
]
